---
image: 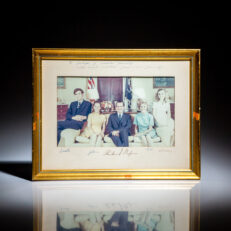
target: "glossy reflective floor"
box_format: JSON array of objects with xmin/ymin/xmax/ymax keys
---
[{"xmin": 0, "ymin": 164, "xmax": 230, "ymax": 231}]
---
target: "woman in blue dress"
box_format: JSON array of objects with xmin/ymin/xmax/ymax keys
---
[{"xmin": 134, "ymin": 102, "xmax": 160, "ymax": 146}]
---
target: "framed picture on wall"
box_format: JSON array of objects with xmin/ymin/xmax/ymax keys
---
[
  {"xmin": 57, "ymin": 77, "xmax": 66, "ymax": 89},
  {"xmin": 32, "ymin": 49, "xmax": 200, "ymax": 180},
  {"xmin": 153, "ymin": 77, "xmax": 175, "ymax": 88}
]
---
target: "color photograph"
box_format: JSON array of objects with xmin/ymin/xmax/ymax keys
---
[{"xmin": 57, "ymin": 77, "xmax": 175, "ymax": 148}]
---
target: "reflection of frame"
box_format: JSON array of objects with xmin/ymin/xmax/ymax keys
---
[
  {"xmin": 33, "ymin": 182, "xmax": 200, "ymax": 231},
  {"xmin": 153, "ymin": 77, "xmax": 175, "ymax": 88},
  {"xmin": 32, "ymin": 49, "xmax": 200, "ymax": 180},
  {"xmin": 57, "ymin": 77, "xmax": 66, "ymax": 89}
]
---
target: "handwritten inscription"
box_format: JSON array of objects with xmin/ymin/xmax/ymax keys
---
[
  {"xmin": 59, "ymin": 148, "xmax": 70, "ymax": 153},
  {"xmin": 88, "ymin": 150, "xmax": 100, "ymax": 155},
  {"xmin": 158, "ymin": 149, "xmax": 172, "ymax": 152},
  {"xmin": 71, "ymin": 61, "xmax": 163, "ymax": 72},
  {"xmin": 104, "ymin": 148, "xmax": 138, "ymax": 156}
]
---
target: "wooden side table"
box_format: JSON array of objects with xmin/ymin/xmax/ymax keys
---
[{"xmin": 57, "ymin": 104, "xmax": 68, "ymax": 121}]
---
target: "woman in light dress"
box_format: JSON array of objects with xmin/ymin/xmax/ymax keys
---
[
  {"xmin": 152, "ymin": 89, "xmax": 174, "ymax": 146},
  {"xmin": 76, "ymin": 101, "xmax": 106, "ymax": 146},
  {"xmin": 134, "ymin": 102, "xmax": 160, "ymax": 147}
]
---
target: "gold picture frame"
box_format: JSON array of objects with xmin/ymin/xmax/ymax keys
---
[{"xmin": 32, "ymin": 49, "xmax": 200, "ymax": 180}]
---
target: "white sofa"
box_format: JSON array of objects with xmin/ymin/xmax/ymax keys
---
[
  {"xmin": 58, "ymin": 115, "xmax": 172, "ymax": 147},
  {"xmin": 58, "ymin": 128, "xmax": 165, "ymax": 147},
  {"xmin": 58, "ymin": 113, "xmax": 174, "ymax": 147}
]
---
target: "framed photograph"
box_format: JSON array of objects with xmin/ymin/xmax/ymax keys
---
[
  {"xmin": 32, "ymin": 49, "xmax": 200, "ymax": 180},
  {"xmin": 57, "ymin": 77, "xmax": 66, "ymax": 89},
  {"xmin": 33, "ymin": 181, "xmax": 200, "ymax": 231},
  {"xmin": 153, "ymin": 76, "xmax": 175, "ymax": 88}
]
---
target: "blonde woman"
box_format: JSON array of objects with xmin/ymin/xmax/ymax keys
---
[
  {"xmin": 152, "ymin": 89, "xmax": 174, "ymax": 146},
  {"xmin": 134, "ymin": 102, "xmax": 160, "ymax": 147},
  {"xmin": 76, "ymin": 101, "xmax": 106, "ymax": 146}
]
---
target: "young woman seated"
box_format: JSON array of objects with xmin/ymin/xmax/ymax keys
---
[
  {"xmin": 134, "ymin": 102, "xmax": 160, "ymax": 147},
  {"xmin": 76, "ymin": 101, "xmax": 106, "ymax": 146}
]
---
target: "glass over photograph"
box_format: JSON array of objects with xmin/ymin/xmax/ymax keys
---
[{"xmin": 57, "ymin": 77, "xmax": 175, "ymax": 148}]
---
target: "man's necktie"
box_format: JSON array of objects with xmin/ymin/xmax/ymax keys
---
[
  {"xmin": 77, "ymin": 102, "xmax": 81, "ymax": 109},
  {"xmin": 119, "ymin": 114, "xmax": 122, "ymax": 121}
]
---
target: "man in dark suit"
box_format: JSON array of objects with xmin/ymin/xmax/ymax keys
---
[
  {"xmin": 107, "ymin": 102, "xmax": 132, "ymax": 147},
  {"xmin": 57, "ymin": 88, "xmax": 92, "ymax": 145}
]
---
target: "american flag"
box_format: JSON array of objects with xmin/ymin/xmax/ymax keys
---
[
  {"xmin": 125, "ymin": 77, "xmax": 132, "ymax": 109},
  {"xmin": 88, "ymin": 77, "xmax": 95, "ymax": 89},
  {"xmin": 87, "ymin": 77, "xmax": 99, "ymax": 100}
]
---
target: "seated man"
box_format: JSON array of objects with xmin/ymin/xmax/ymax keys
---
[
  {"xmin": 106, "ymin": 101, "xmax": 131, "ymax": 147},
  {"xmin": 57, "ymin": 88, "xmax": 92, "ymax": 145}
]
